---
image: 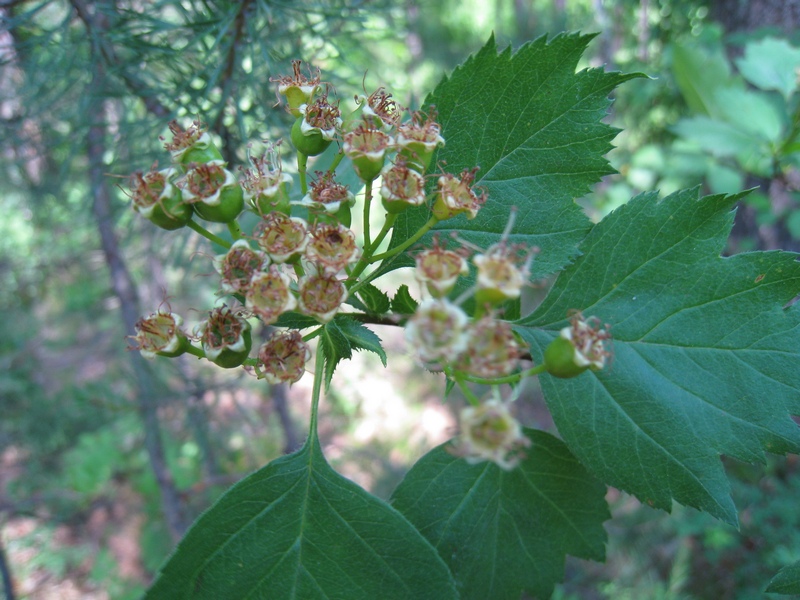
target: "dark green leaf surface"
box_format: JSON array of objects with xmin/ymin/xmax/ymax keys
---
[
  {"xmin": 390, "ymin": 284, "xmax": 419, "ymax": 315},
  {"xmin": 334, "ymin": 317, "xmax": 387, "ymax": 366},
  {"xmin": 766, "ymin": 560, "xmax": 800, "ymax": 594},
  {"xmin": 357, "ymin": 283, "xmax": 391, "ymax": 314},
  {"xmin": 390, "ymin": 429, "xmax": 608, "ymax": 599},
  {"xmin": 146, "ymin": 436, "xmax": 457, "ymax": 599},
  {"xmin": 516, "ymin": 188, "xmax": 800, "ymax": 524},
  {"xmin": 320, "ymin": 317, "xmax": 386, "ymax": 387},
  {"xmin": 388, "ymin": 33, "xmax": 639, "ymax": 278}
]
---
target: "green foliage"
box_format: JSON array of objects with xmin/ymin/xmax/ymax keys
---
[
  {"xmin": 767, "ymin": 561, "xmax": 800, "ymax": 594},
  {"xmin": 517, "ymin": 187, "xmax": 800, "ymax": 524},
  {"xmin": 668, "ymin": 34, "xmax": 800, "ymax": 194},
  {"xmin": 145, "ymin": 434, "xmax": 458, "ymax": 599},
  {"xmin": 389, "ymin": 33, "xmax": 642, "ymax": 278},
  {"xmin": 391, "ymin": 429, "xmax": 609, "ymax": 599},
  {"xmin": 139, "ymin": 32, "xmax": 800, "ymax": 598}
]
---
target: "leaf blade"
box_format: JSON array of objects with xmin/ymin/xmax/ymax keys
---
[
  {"xmin": 146, "ymin": 438, "xmax": 458, "ymax": 599},
  {"xmin": 390, "ymin": 429, "xmax": 608, "ymax": 600},
  {"xmin": 388, "ymin": 33, "xmax": 641, "ymax": 278},
  {"xmin": 516, "ymin": 188, "xmax": 800, "ymax": 524}
]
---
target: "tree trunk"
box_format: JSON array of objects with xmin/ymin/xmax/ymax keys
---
[
  {"xmin": 710, "ymin": 0, "xmax": 800, "ymax": 34},
  {"xmin": 74, "ymin": 0, "xmax": 187, "ymax": 543}
]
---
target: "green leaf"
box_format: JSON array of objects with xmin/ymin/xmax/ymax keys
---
[
  {"xmin": 736, "ymin": 37, "xmax": 800, "ymax": 100},
  {"xmin": 391, "ymin": 284, "xmax": 419, "ymax": 315},
  {"xmin": 357, "ymin": 283, "xmax": 391, "ymax": 314},
  {"xmin": 388, "ymin": 33, "xmax": 640, "ymax": 278},
  {"xmin": 766, "ymin": 560, "xmax": 800, "ymax": 594},
  {"xmin": 320, "ymin": 319, "xmax": 352, "ymax": 388},
  {"xmin": 275, "ymin": 311, "xmax": 324, "ymax": 330},
  {"xmin": 319, "ymin": 317, "xmax": 387, "ymax": 387},
  {"xmin": 672, "ymin": 41, "xmax": 737, "ymax": 118},
  {"xmin": 146, "ymin": 436, "xmax": 457, "ymax": 599},
  {"xmin": 672, "ymin": 115, "xmax": 774, "ymax": 177},
  {"xmin": 712, "ymin": 87, "xmax": 784, "ymax": 142},
  {"xmin": 516, "ymin": 188, "xmax": 800, "ymax": 524},
  {"xmin": 335, "ymin": 317, "xmax": 387, "ymax": 367},
  {"xmin": 390, "ymin": 429, "xmax": 609, "ymax": 599},
  {"xmin": 672, "ymin": 116, "xmax": 762, "ymax": 158}
]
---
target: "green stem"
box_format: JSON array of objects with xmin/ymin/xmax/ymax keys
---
[
  {"xmin": 363, "ymin": 179, "xmax": 374, "ymax": 250},
  {"xmin": 459, "ymin": 363, "xmax": 548, "ymax": 386},
  {"xmin": 346, "ymin": 213, "xmax": 397, "ymax": 287},
  {"xmin": 303, "ymin": 327, "xmax": 323, "ymax": 343},
  {"xmin": 227, "ymin": 220, "xmax": 242, "ymax": 241},
  {"xmin": 308, "ymin": 340, "xmax": 325, "ymax": 438},
  {"xmin": 328, "ymin": 151, "xmax": 345, "ymax": 173},
  {"xmin": 455, "ymin": 377, "xmax": 481, "ymax": 406},
  {"xmin": 184, "ymin": 344, "xmax": 205, "ymax": 359},
  {"xmin": 186, "ymin": 220, "xmax": 231, "ymax": 249},
  {"xmin": 368, "ymin": 214, "xmax": 439, "ymax": 264},
  {"xmin": 298, "ymin": 152, "xmax": 309, "ymax": 195}
]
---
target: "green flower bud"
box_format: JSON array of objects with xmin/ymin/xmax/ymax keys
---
[
  {"xmin": 270, "ymin": 60, "xmax": 322, "ymax": 118},
  {"xmin": 162, "ymin": 120, "xmax": 223, "ymax": 166},
  {"xmin": 129, "ymin": 168, "xmax": 192, "ymax": 230},
  {"xmin": 543, "ymin": 312, "xmax": 612, "ymax": 378},
  {"xmin": 184, "ymin": 162, "xmax": 244, "ymax": 223},
  {"xmin": 196, "ymin": 306, "xmax": 252, "ymax": 369},
  {"xmin": 131, "ymin": 310, "xmax": 191, "ymax": 359}
]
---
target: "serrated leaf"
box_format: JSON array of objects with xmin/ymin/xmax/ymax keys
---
[
  {"xmin": 736, "ymin": 37, "xmax": 800, "ymax": 100},
  {"xmin": 320, "ymin": 319, "xmax": 352, "ymax": 388},
  {"xmin": 357, "ymin": 283, "xmax": 391, "ymax": 314},
  {"xmin": 145, "ymin": 436, "xmax": 458, "ymax": 599},
  {"xmin": 391, "ymin": 284, "xmax": 419, "ymax": 315},
  {"xmin": 515, "ymin": 187, "xmax": 800, "ymax": 524},
  {"xmin": 319, "ymin": 318, "xmax": 387, "ymax": 387},
  {"xmin": 335, "ymin": 317, "xmax": 387, "ymax": 367},
  {"xmin": 390, "ymin": 429, "xmax": 609, "ymax": 600},
  {"xmin": 388, "ymin": 33, "xmax": 640, "ymax": 278},
  {"xmin": 275, "ymin": 311, "xmax": 324, "ymax": 330},
  {"xmin": 766, "ymin": 560, "xmax": 800, "ymax": 594}
]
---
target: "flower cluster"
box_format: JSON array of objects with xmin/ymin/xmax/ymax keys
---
[{"xmin": 126, "ymin": 59, "xmax": 612, "ymax": 472}]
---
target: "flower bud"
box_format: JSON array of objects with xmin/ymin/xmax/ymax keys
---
[
  {"xmin": 304, "ymin": 222, "xmax": 361, "ymax": 274},
  {"xmin": 414, "ymin": 237, "xmax": 469, "ymax": 298},
  {"xmin": 195, "ymin": 306, "xmax": 252, "ymax": 368},
  {"xmin": 240, "ymin": 148, "xmax": 293, "ymax": 216},
  {"xmin": 343, "ymin": 122, "xmax": 391, "ymax": 182},
  {"xmin": 432, "ymin": 167, "xmax": 487, "ymax": 221},
  {"xmin": 129, "ymin": 167, "xmax": 192, "ymax": 230},
  {"xmin": 543, "ymin": 312, "xmax": 612, "ymax": 378},
  {"xmin": 253, "ymin": 213, "xmax": 310, "ymax": 263},
  {"xmin": 270, "ymin": 60, "xmax": 322, "ymax": 118},
  {"xmin": 298, "ymin": 171, "xmax": 355, "ymax": 227},
  {"xmin": 183, "ymin": 162, "xmax": 244, "ymax": 224},
  {"xmin": 162, "ymin": 120, "xmax": 223, "ymax": 166},
  {"xmin": 451, "ymin": 399, "xmax": 531, "ymax": 470},
  {"xmin": 131, "ymin": 310, "xmax": 190, "ymax": 359},
  {"xmin": 245, "ymin": 266, "xmax": 297, "ymax": 324},
  {"xmin": 213, "ymin": 240, "xmax": 269, "ymax": 294},
  {"xmin": 257, "ymin": 329, "xmax": 312, "ymax": 385},
  {"xmin": 297, "ymin": 272, "xmax": 347, "ymax": 323},
  {"xmin": 380, "ymin": 157, "xmax": 427, "ymax": 214},
  {"xmin": 396, "ymin": 108, "xmax": 444, "ymax": 173},
  {"xmin": 405, "ymin": 299, "xmax": 469, "ymax": 364}
]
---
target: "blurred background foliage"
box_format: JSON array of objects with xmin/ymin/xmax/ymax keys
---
[{"xmin": 2, "ymin": 0, "xmax": 800, "ymax": 598}]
